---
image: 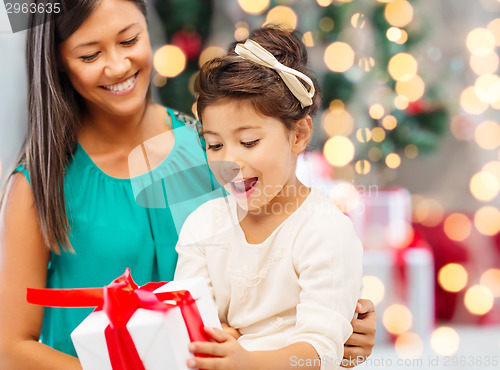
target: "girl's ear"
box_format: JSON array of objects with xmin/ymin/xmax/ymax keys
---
[{"xmin": 291, "ymin": 115, "xmax": 313, "ymax": 154}]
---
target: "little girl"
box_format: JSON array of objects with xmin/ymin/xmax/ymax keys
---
[{"xmin": 174, "ymin": 26, "xmax": 363, "ymax": 370}]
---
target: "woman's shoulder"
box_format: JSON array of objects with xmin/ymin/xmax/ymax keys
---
[{"xmin": 156, "ymin": 104, "xmax": 199, "ymax": 129}]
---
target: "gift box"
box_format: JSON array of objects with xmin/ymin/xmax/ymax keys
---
[{"xmin": 27, "ymin": 269, "xmax": 221, "ymax": 370}]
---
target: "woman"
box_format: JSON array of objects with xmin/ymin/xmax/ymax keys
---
[{"xmin": 0, "ymin": 0, "xmax": 376, "ymax": 368}]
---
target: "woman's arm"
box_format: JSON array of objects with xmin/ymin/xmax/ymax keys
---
[
  {"xmin": 0, "ymin": 174, "xmax": 82, "ymax": 369},
  {"xmin": 342, "ymin": 299, "xmax": 377, "ymax": 368}
]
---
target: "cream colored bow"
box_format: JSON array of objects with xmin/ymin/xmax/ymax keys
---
[{"xmin": 234, "ymin": 39, "xmax": 315, "ymax": 108}]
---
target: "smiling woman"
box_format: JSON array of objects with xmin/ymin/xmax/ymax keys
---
[{"xmin": 58, "ymin": 0, "xmax": 152, "ymax": 116}]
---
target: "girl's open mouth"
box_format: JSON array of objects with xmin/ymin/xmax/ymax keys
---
[{"xmin": 230, "ymin": 177, "xmax": 258, "ymax": 197}]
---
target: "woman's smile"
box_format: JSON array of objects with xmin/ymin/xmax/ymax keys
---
[{"xmin": 100, "ymin": 71, "xmax": 139, "ymax": 95}]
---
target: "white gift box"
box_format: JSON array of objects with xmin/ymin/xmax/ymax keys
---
[{"xmin": 71, "ymin": 277, "xmax": 221, "ymax": 370}]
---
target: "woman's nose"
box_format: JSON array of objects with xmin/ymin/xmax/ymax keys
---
[{"xmin": 104, "ymin": 49, "xmax": 131, "ymax": 79}]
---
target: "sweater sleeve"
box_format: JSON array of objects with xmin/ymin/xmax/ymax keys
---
[{"xmin": 288, "ymin": 208, "xmax": 363, "ymax": 370}]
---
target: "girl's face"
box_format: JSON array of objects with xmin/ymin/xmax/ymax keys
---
[
  {"xmin": 201, "ymin": 100, "xmax": 308, "ymax": 214},
  {"xmin": 58, "ymin": 0, "xmax": 152, "ymax": 118}
]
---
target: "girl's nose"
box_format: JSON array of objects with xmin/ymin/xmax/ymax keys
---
[
  {"xmin": 212, "ymin": 160, "xmax": 241, "ymax": 184},
  {"xmin": 104, "ymin": 49, "xmax": 132, "ymax": 80}
]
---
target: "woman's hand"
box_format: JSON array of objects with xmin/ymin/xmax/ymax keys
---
[
  {"xmin": 187, "ymin": 327, "xmax": 256, "ymax": 370},
  {"xmin": 221, "ymin": 323, "xmax": 241, "ymax": 340},
  {"xmin": 341, "ymin": 299, "xmax": 377, "ymax": 368}
]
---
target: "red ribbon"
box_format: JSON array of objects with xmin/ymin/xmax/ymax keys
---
[{"xmin": 27, "ymin": 268, "xmax": 210, "ymax": 370}]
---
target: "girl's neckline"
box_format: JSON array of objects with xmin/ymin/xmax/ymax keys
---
[
  {"xmin": 236, "ymin": 187, "xmax": 313, "ymax": 247},
  {"xmin": 75, "ymin": 108, "xmax": 178, "ymax": 182}
]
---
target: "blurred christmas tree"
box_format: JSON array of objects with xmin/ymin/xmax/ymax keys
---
[
  {"xmin": 316, "ymin": 0, "xmax": 449, "ymax": 170},
  {"xmin": 152, "ymin": 0, "xmax": 449, "ymax": 174},
  {"xmin": 153, "ymin": 0, "xmax": 213, "ymax": 115}
]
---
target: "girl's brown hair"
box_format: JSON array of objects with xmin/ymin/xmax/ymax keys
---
[
  {"xmin": 195, "ymin": 25, "xmax": 322, "ymax": 130},
  {"xmin": 2, "ymin": 0, "xmax": 148, "ymax": 253}
]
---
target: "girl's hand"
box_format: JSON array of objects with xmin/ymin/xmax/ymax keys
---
[
  {"xmin": 221, "ymin": 323, "xmax": 241, "ymax": 340},
  {"xmin": 187, "ymin": 327, "xmax": 256, "ymax": 370},
  {"xmin": 341, "ymin": 299, "xmax": 377, "ymax": 368}
]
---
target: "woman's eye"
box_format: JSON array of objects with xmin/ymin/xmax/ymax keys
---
[
  {"xmin": 207, "ymin": 143, "xmax": 223, "ymax": 151},
  {"xmin": 241, "ymin": 140, "xmax": 259, "ymax": 148},
  {"xmin": 121, "ymin": 36, "xmax": 139, "ymax": 46},
  {"xmin": 80, "ymin": 53, "xmax": 99, "ymax": 62}
]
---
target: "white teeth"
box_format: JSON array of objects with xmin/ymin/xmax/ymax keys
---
[{"xmin": 105, "ymin": 74, "xmax": 136, "ymax": 92}]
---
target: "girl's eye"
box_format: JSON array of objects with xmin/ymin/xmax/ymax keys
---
[
  {"xmin": 241, "ymin": 139, "xmax": 259, "ymax": 148},
  {"xmin": 207, "ymin": 143, "xmax": 223, "ymax": 151},
  {"xmin": 80, "ymin": 53, "xmax": 100, "ymax": 62},
  {"xmin": 121, "ymin": 36, "xmax": 139, "ymax": 46}
]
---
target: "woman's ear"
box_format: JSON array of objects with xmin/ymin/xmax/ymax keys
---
[{"xmin": 291, "ymin": 115, "xmax": 313, "ymax": 154}]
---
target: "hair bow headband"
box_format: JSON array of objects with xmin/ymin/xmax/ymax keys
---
[{"xmin": 234, "ymin": 39, "xmax": 315, "ymax": 108}]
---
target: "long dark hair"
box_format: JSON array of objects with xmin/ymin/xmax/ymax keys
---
[{"xmin": 11, "ymin": 0, "xmax": 148, "ymax": 253}]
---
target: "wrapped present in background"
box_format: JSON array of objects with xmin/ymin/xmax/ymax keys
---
[{"xmin": 27, "ymin": 269, "xmax": 221, "ymax": 370}]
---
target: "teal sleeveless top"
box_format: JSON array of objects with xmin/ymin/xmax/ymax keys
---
[{"xmin": 15, "ymin": 108, "xmax": 224, "ymax": 356}]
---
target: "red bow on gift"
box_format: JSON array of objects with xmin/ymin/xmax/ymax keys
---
[{"xmin": 27, "ymin": 268, "xmax": 210, "ymax": 370}]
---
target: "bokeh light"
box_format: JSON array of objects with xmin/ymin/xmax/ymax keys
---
[
  {"xmin": 322, "ymin": 106, "xmax": 354, "ymax": 137},
  {"xmin": 487, "ymin": 18, "xmax": 500, "ymax": 46},
  {"xmin": 414, "ymin": 198, "xmax": 444, "ymax": 227},
  {"xmin": 316, "ymin": 0, "xmax": 333, "ymax": 6},
  {"xmin": 474, "ymin": 74, "xmax": 500, "ymax": 104},
  {"xmin": 237, "ymin": 0, "xmax": 270, "ymax": 15},
  {"xmin": 394, "ymin": 95, "xmax": 410, "ymax": 110},
  {"xmin": 388, "ymin": 53, "xmax": 418, "ymax": 81},
  {"xmin": 198, "ymin": 46, "xmax": 226, "ymax": 68},
  {"xmin": 404, "ymin": 144, "xmax": 419, "ymax": 158},
  {"xmin": 464, "ymin": 285, "xmax": 494, "ymax": 315},
  {"xmin": 355, "ymin": 128, "xmax": 372, "ymax": 143},
  {"xmin": 234, "ymin": 24, "xmax": 250, "ymax": 41},
  {"xmin": 443, "ymin": 213, "xmax": 472, "ymax": 242},
  {"xmin": 351, "ymin": 13, "xmax": 366, "ymax": 29},
  {"xmin": 382, "ymin": 115, "xmax": 398, "ymax": 130},
  {"xmin": 372, "ymin": 127, "xmax": 386, "ymax": 142},
  {"xmin": 483, "ymin": 160, "xmax": 500, "ymax": 183},
  {"xmin": 480, "ymin": 269, "xmax": 500, "ymax": 297},
  {"xmin": 358, "ymin": 56, "xmax": 376, "ymax": 72},
  {"xmin": 474, "ymin": 206, "xmax": 500, "ymax": 236},
  {"xmin": 361, "ymin": 275, "xmax": 385, "ymax": 306},
  {"xmin": 323, "ymin": 136, "xmax": 355, "ymax": 167},
  {"xmin": 470, "ymin": 171, "xmax": 499, "ymax": 201},
  {"xmin": 368, "ymin": 147, "xmax": 383, "ymax": 162},
  {"xmin": 387, "ymin": 27, "xmax": 402, "ymax": 42},
  {"xmin": 384, "ymin": 0, "xmax": 414, "ymax": 28},
  {"xmin": 475, "ymin": 120, "xmax": 500, "ymax": 149},
  {"xmin": 386, "ymin": 153, "xmax": 401, "ymax": 169},
  {"xmin": 383, "ymin": 304, "xmax": 413, "ymax": 335},
  {"xmin": 302, "ymin": 31, "xmax": 314, "ymax": 47},
  {"xmin": 154, "ymin": 45, "xmax": 186, "ymax": 78},
  {"xmin": 395, "ymin": 332, "xmax": 424, "ymax": 360},
  {"xmin": 369, "ymin": 104, "xmax": 385, "ymax": 119},
  {"xmin": 152, "ymin": 73, "xmax": 167, "ymax": 88},
  {"xmin": 470, "ymin": 52, "xmax": 499, "ymax": 75},
  {"xmin": 319, "ymin": 17, "xmax": 334, "ymax": 32},
  {"xmin": 265, "ymin": 6, "xmax": 298, "ymax": 30},
  {"xmin": 466, "ymin": 28, "xmax": 496, "ymax": 56},
  {"xmin": 355, "ymin": 160, "xmax": 371, "ymax": 175},
  {"xmin": 460, "ymin": 86, "xmax": 489, "ymax": 115},
  {"xmin": 431, "ymin": 327, "xmax": 459, "ymax": 356},
  {"xmin": 324, "ymin": 42, "xmax": 355, "ymax": 73},
  {"xmin": 438, "ymin": 263, "xmax": 468, "ymax": 292},
  {"xmin": 395, "ymin": 75, "xmax": 425, "ymax": 102}
]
